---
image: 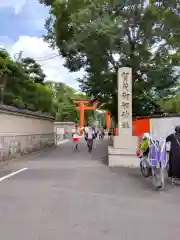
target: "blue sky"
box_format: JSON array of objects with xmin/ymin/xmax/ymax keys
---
[
  {"xmin": 0, "ymin": 0, "xmax": 48, "ymax": 42},
  {"xmin": 0, "ymin": 0, "xmax": 81, "ymax": 89}
]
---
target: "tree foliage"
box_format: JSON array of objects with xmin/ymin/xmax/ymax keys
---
[
  {"xmin": 158, "ymin": 83, "xmax": 180, "ymax": 114},
  {"xmin": 0, "ymin": 48, "xmax": 92, "ymax": 122},
  {"xmin": 0, "ymin": 49, "xmax": 52, "ymax": 112},
  {"xmin": 46, "ymin": 81, "xmax": 95, "ymax": 123},
  {"xmin": 40, "ymin": 0, "xmax": 180, "ymax": 122},
  {"xmin": 21, "ymin": 57, "xmax": 46, "ymax": 83}
]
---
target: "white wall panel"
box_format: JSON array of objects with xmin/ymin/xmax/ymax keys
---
[{"xmin": 150, "ymin": 117, "xmax": 180, "ymax": 141}]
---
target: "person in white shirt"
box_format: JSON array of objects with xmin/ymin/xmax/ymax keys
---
[
  {"xmin": 84, "ymin": 126, "xmax": 89, "ymax": 134},
  {"xmin": 85, "ymin": 126, "xmax": 96, "ymax": 152},
  {"xmin": 72, "ymin": 125, "xmax": 80, "ymax": 150}
]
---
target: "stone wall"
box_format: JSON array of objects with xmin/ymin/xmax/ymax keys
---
[{"xmin": 0, "ymin": 105, "xmax": 55, "ymax": 161}]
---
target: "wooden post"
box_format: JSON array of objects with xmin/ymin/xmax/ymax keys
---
[
  {"xmin": 106, "ymin": 112, "xmax": 111, "ymax": 129},
  {"xmin": 79, "ymin": 102, "xmax": 84, "ymax": 135}
]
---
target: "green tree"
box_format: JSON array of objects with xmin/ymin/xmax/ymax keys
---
[
  {"xmin": 46, "ymin": 81, "xmax": 91, "ymax": 122},
  {"xmin": 0, "ymin": 48, "xmax": 100, "ymax": 123},
  {"xmin": 21, "ymin": 57, "xmax": 46, "ymax": 83},
  {"xmin": 95, "ymin": 110, "xmax": 106, "ymax": 128},
  {"xmin": 0, "ymin": 49, "xmax": 29, "ymax": 107},
  {"xmin": 158, "ymin": 82, "xmax": 180, "ymax": 114},
  {"xmin": 0, "ymin": 49, "xmax": 13, "ymax": 103},
  {"xmin": 0, "ymin": 49, "xmax": 53, "ymax": 114},
  {"xmin": 23, "ymin": 83, "xmax": 53, "ymax": 113},
  {"xmin": 40, "ymin": 0, "xmax": 180, "ymax": 122}
]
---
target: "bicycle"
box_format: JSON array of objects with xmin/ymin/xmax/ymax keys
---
[
  {"xmin": 139, "ymin": 154, "xmax": 163, "ymax": 189},
  {"xmin": 139, "ymin": 154, "xmax": 151, "ymax": 178},
  {"xmin": 139, "ymin": 139, "xmax": 166, "ymax": 189}
]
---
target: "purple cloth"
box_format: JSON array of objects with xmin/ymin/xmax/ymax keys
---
[
  {"xmin": 149, "ymin": 140, "xmax": 160, "ymax": 167},
  {"xmin": 160, "ymin": 140, "xmax": 167, "ymax": 169}
]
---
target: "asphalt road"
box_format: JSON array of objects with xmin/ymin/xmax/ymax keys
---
[{"xmin": 0, "ymin": 138, "xmax": 180, "ymax": 240}]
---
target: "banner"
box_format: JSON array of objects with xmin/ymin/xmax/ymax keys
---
[{"xmin": 160, "ymin": 140, "xmax": 167, "ymax": 169}]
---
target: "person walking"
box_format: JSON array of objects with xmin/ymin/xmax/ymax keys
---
[
  {"xmin": 72, "ymin": 124, "xmax": 80, "ymax": 150},
  {"xmin": 108, "ymin": 129, "xmax": 112, "ymax": 140},
  {"xmin": 166, "ymin": 125, "xmax": 180, "ymax": 184},
  {"xmin": 85, "ymin": 126, "xmax": 96, "ymax": 152}
]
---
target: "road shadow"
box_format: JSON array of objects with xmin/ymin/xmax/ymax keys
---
[
  {"xmin": 109, "ymin": 166, "xmax": 175, "ymax": 192},
  {"xmin": 102, "ymin": 155, "xmax": 109, "ymax": 165}
]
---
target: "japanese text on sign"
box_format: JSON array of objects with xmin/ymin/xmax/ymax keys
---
[
  {"xmin": 122, "ymin": 91, "xmax": 130, "ymax": 100},
  {"xmin": 120, "ymin": 72, "xmax": 131, "ymax": 128},
  {"xmin": 121, "ymin": 122, "xmax": 130, "ymax": 129}
]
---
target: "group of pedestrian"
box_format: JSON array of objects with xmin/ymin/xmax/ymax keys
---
[
  {"xmin": 72, "ymin": 123, "xmax": 180, "ymax": 184},
  {"xmin": 71, "ymin": 124, "xmax": 98, "ymax": 152},
  {"xmin": 137, "ymin": 126, "xmax": 180, "ymax": 185},
  {"xmin": 108, "ymin": 128, "xmax": 116, "ymax": 140},
  {"xmin": 97, "ymin": 127, "xmax": 105, "ymax": 139}
]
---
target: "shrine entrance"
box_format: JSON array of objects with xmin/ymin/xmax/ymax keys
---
[{"xmin": 71, "ymin": 99, "xmax": 98, "ymax": 135}]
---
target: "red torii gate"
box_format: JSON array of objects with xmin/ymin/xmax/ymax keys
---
[
  {"xmin": 106, "ymin": 111, "xmax": 111, "ymax": 129},
  {"xmin": 72, "ymin": 99, "xmax": 98, "ymax": 135}
]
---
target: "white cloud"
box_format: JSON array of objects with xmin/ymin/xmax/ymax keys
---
[
  {"xmin": 3, "ymin": 36, "xmax": 83, "ymax": 89},
  {"xmin": 0, "ymin": 0, "xmax": 26, "ymax": 14}
]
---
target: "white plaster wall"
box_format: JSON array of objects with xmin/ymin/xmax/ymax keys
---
[
  {"xmin": 0, "ymin": 110, "xmax": 54, "ymax": 160},
  {"xmin": 54, "ymin": 122, "xmax": 74, "ymax": 133},
  {"xmin": 0, "ymin": 111, "xmax": 53, "ymax": 135},
  {"xmin": 150, "ymin": 117, "xmax": 180, "ymax": 141}
]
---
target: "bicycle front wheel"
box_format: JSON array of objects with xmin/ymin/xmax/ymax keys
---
[{"xmin": 140, "ymin": 159, "xmax": 151, "ymax": 178}]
